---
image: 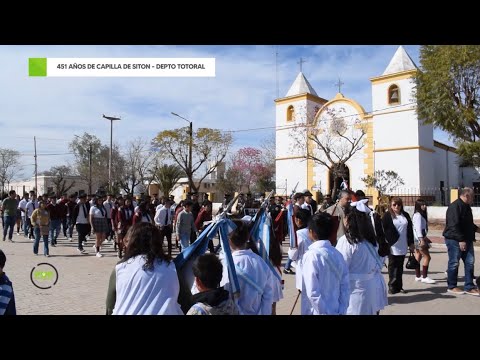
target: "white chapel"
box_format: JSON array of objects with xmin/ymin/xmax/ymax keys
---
[{"xmin": 275, "ymin": 46, "xmax": 472, "ymax": 203}]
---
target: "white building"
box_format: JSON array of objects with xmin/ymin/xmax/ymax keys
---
[
  {"xmin": 275, "ymin": 46, "xmax": 469, "ymax": 204},
  {"xmin": 7, "ymin": 175, "xmax": 90, "ymax": 196}
]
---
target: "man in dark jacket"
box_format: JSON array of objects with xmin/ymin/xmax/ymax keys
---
[{"xmin": 443, "ymin": 187, "xmax": 480, "ymax": 296}]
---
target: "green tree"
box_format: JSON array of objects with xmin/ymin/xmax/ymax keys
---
[
  {"xmin": 152, "ymin": 127, "xmax": 233, "ymax": 193},
  {"xmin": 415, "ymin": 45, "xmax": 480, "ymax": 165},
  {"xmin": 153, "ymin": 164, "xmax": 185, "ymax": 197},
  {"xmin": 361, "ymin": 170, "xmax": 404, "ymax": 196},
  {"xmin": 69, "ymin": 133, "xmax": 126, "ymax": 193}
]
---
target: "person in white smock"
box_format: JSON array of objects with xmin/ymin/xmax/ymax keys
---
[{"xmin": 336, "ymin": 200, "xmax": 388, "ymax": 315}]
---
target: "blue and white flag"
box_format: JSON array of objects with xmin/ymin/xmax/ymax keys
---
[
  {"xmin": 287, "ymin": 200, "xmax": 297, "ymax": 248},
  {"xmin": 250, "ymin": 208, "xmax": 282, "ymax": 282},
  {"xmin": 174, "ymin": 218, "xmax": 240, "ymax": 312}
]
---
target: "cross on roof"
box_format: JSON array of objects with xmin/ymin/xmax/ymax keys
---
[{"xmin": 335, "ymin": 77, "xmax": 344, "ymax": 93}]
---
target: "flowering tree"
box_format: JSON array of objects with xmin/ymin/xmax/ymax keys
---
[{"xmin": 231, "ymin": 147, "xmax": 274, "ymax": 192}]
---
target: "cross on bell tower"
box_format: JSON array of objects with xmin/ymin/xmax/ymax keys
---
[{"xmin": 297, "ymin": 57, "xmax": 307, "ymax": 72}]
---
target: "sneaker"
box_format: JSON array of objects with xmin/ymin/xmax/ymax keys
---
[
  {"xmin": 45, "ymin": 254, "xmax": 50, "ymax": 257},
  {"xmin": 447, "ymin": 287, "xmax": 465, "ymax": 295},
  {"xmin": 2, "ymin": 237, "xmax": 5, "ymax": 241},
  {"xmin": 465, "ymin": 288, "xmax": 480, "ymax": 296},
  {"xmin": 86, "ymin": 236, "xmax": 90, "ymax": 241},
  {"xmin": 8, "ymin": 238, "xmax": 14, "ymax": 243},
  {"xmin": 96, "ymin": 252, "xmax": 103, "ymax": 258},
  {"xmin": 283, "ymin": 268, "xmax": 295, "ymax": 275},
  {"xmin": 77, "ymin": 248, "xmax": 86, "ymax": 254},
  {"xmin": 69, "ymin": 237, "xmax": 73, "ymax": 242},
  {"xmin": 82, "ymin": 241, "xmax": 87, "ymax": 246},
  {"xmin": 415, "ymin": 277, "xmax": 422, "ymax": 282},
  {"xmin": 17, "ymin": 232, "xmax": 20, "ymax": 236},
  {"xmin": 51, "ymin": 243, "xmax": 56, "ymax": 247},
  {"xmin": 445, "ymin": 270, "xmax": 448, "ymax": 275},
  {"xmin": 399, "ymin": 289, "xmax": 408, "ymax": 294},
  {"xmin": 421, "ymin": 277, "xmax": 436, "ymax": 284}
]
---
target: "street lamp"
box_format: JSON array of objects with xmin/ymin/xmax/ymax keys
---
[
  {"xmin": 74, "ymin": 134, "xmax": 93, "ymax": 195},
  {"xmin": 103, "ymin": 114, "xmax": 121, "ymax": 193},
  {"xmin": 171, "ymin": 112, "xmax": 193, "ymax": 192}
]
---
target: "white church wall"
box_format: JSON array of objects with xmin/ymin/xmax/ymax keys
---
[
  {"xmin": 418, "ymin": 150, "xmax": 436, "ymax": 189},
  {"xmin": 418, "ymin": 121, "xmax": 434, "ymax": 149},
  {"xmin": 372, "ymin": 77, "xmax": 416, "ymax": 112},
  {"xmin": 275, "ymin": 100, "xmax": 311, "ymax": 159},
  {"xmin": 460, "ymin": 166, "xmax": 480, "ymax": 187},
  {"xmin": 276, "ymin": 158, "xmax": 307, "ymax": 195},
  {"xmin": 346, "ymin": 151, "xmax": 367, "ymax": 192},
  {"xmin": 433, "ymin": 147, "xmax": 449, "ymax": 188},
  {"xmin": 448, "ymin": 152, "xmax": 460, "ymax": 187},
  {"xmin": 375, "ymin": 149, "xmax": 420, "ymax": 191},
  {"xmin": 312, "ymin": 165, "xmax": 328, "ymax": 195},
  {"xmin": 373, "ymin": 111, "xmax": 420, "ymax": 150}
]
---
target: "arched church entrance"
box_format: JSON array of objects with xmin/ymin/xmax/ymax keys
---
[{"xmin": 328, "ymin": 163, "xmax": 350, "ymax": 200}]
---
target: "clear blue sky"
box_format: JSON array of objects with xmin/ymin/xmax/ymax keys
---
[{"xmin": 0, "ymin": 45, "xmax": 453, "ymax": 181}]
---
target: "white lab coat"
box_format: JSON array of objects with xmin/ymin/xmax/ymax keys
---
[
  {"xmin": 336, "ymin": 235, "xmax": 388, "ymax": 315},
  {"xmin": 223, "ymin": 249, "xmax": 273, "ymax": 315},
  {"xmin": 288, "ymin": 228, "xmax": 312, "ymax": 291},
  {"xmin": 301, "ymin": 240, "xmax": 350, "ymax": 315}
]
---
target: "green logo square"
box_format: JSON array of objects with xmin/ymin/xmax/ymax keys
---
[{"xmin": 29, "ymin": 58, "xmax": 47, "ymax": 77}]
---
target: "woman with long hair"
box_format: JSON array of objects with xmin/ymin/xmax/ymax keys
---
[
  {"xmin": 89, "ymin": 196, "xmax": 108, "ymax": 257},
  {"xmin": 382, "ymin": 197, "xmax": 415, "ymax": 294},
  {"xmin": 336, "ymin": 200, "xmax": 388, "ymax": 314},
  {"xmin": 413, "ymin": 199, "xmax": 435, "ymax": 284},
  {"xmin": 108, "ymin": 223, "xmax": 183, "ymax": 315}
]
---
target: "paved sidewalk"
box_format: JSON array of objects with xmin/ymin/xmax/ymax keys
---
[{"xmin": 1, "ymin": 229, "xmax": 479, "ymax": 315}]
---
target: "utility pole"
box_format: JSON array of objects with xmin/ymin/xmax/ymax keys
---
[
  {"xmin": 171, "ymin": 112, "xmax": 194, "ymax": 192},
  {"xmin": 89, "ymin": 143, "xmax": 92, "ymax": 195},
  {"xmin": 103, "ymin": 114, "xmax": 121, "ymax": 193},
  {"xmin": 34, "ymin": 136, "xmax": 38, "ymax": 195}
]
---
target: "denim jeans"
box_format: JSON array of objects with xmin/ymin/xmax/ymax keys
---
[
  {"xmin": 49, "ymin": 219, "xmax": 61, "ymax": 243},
  {"xmin": 284, "ymin": 257, "xmax": 293, "ymax": 270},
  {"xmin": 23, "ymin": 216, "xmax": 30, "ymax": 236},
  {"xmin": 179, "ymin": 232, "xmax": 191, "ymax": 252},
  {"xmin": 3, "ymin": 215, "xmax": 16, "ymax": 240},
  {"xmin": 445, "ymin": 238, "xmax": 476, "ymax": 291},
  {"xmin": 34, "ymin": 227, "xmax": 49, "ymax": 255}
]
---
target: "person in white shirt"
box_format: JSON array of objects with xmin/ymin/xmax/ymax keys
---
[
  {"xmin": 412, "ymin": 199, "xmax": 435, "ymax": 284},
  {"xmin": 103, "ymin": 194, "xmax": 114, "ymax": 242},
  {"xmin": 89, "ymin": 197, "xmax": 108, "ymax": 258},
  {"xmin": 108, "ymin": 222, "xmax": 183, "ymax": 315},
  {"xmin": 288, "ymin": 208, "xmax": 312, "ymax": 292},
  {"xmin": 25, "ymin": 194, "xmax": 39, "ymax": 240},
  {"xmin": 18, "ymin": 194, "xmax": 28, "ymax": 237},
  {"xmin": 154, "ymin": 200, "xmax": 174, "ymax": 257},
  {"xmin": 381, "ymin": 197, "xmax": 415, "ymax": 295},
  {"xmin": 336, "ymin": 200, "xmax": 388, "ymax": 315},
  {"xmin": 223, "ymin": 219, "xmax": 273, "ymax": 315},
  {"xmin": 301, "ymin": 212, "xmax": 350, "ymax": 315}
]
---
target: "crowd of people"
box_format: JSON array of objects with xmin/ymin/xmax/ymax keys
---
[{"xmin": 1, "ymin": 186, "xmax": 480, "ymax": 315}]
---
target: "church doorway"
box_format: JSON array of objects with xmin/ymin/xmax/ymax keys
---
[{"xmin": 329, "ymin": 164, "xmax": 350, "ymax": 200}]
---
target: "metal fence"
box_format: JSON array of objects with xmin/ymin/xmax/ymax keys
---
[{"xmin": 364, "ymin": 187, "xmax": 454, "ymax": 207}]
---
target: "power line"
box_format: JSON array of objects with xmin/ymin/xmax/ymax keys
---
[{"xmin": 224, "ymin": 101, "xmax": 416, "ymax": 133}]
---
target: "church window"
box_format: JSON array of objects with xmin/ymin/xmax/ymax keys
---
[
  {"xmin": 286, "ymin": 105, "xmax": 294, "ymax": 122},
  {"xmin": 388, "ymin": 84, "xmax": 400, "ymax": 105}
]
